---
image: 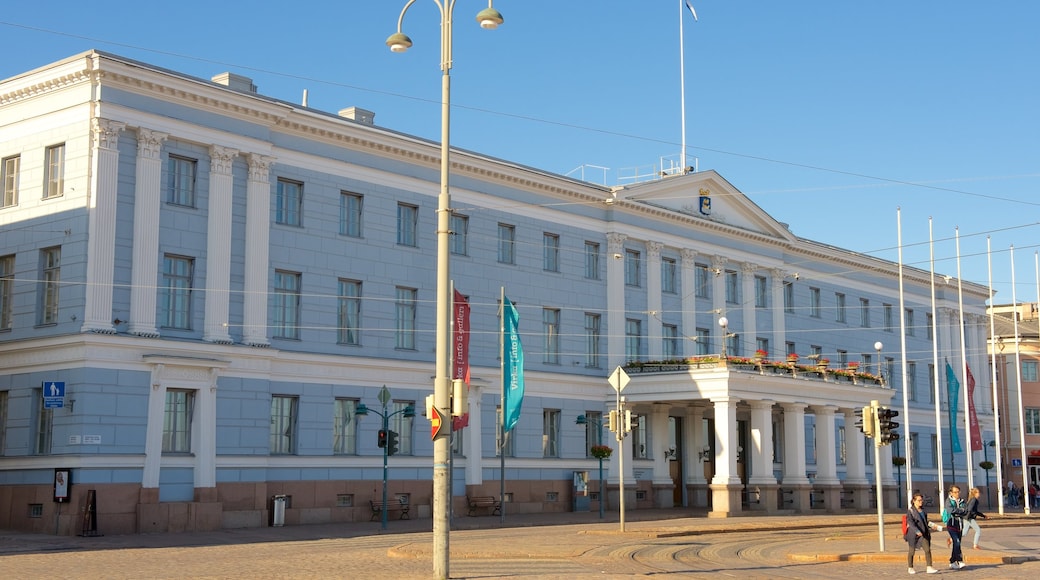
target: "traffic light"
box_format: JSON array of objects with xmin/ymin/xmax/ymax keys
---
[
  {"xmin": 855, "ymin": 405, "xmax": 876, "ymax": 439},
  {"xmin": 608, "ymin": 410, "xmax": 618, "ymax": 433},
  {"xmin": 377, "ymin": 429, "xmax": 388, "ymax": 448},
  {"xmin": 387, "ymin": 430, "xmax": 400, "ymax": 456},
  {"xmin": 877, "ymin": 407, "xmax": 900, "ymax": 445}
]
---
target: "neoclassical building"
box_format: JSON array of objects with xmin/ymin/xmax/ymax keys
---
[{"xmin": 0, "ymin": 51, "xmax": 996, "ymax": 534}]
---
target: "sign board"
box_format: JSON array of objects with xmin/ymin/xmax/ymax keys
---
[
  {"xmin": 430, "ymin": 406, "xmax": 444, "ymax": 440},
  {"xmin": 1012, "ymin": 458, "xmax": 1022, "ymax": 467},
  {"xmin": 607, "ymin": 366, "xmax": 630, "ymax": 393},
  {"xmin": 43, "ymin": 381, "xmax": 65, "ymax": 409}
]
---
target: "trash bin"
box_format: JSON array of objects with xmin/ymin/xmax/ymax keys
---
[{"xmin": 271, "ymin": 495, "xmax": 287, "ymax": 527}]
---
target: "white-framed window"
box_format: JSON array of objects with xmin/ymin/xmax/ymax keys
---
[
  {"xmin": 811, "ymin": 344, "xmax": 822, "ymax": 358},
  {"xmin": 542, "ymin": 308, "xmax": 561, "ymax": 364},
  {"xmin": 585, "ymin": 313, "xmax": 601, "ymax": 368},
  {"xmin": 625, "ymin": 318, "xmax": 642, "ymax": 361},
  {"xmin": 0, "ymin": 254, "xmax": 13, "ymax": 330},
  {"xmin": 44, "ymin": 143, "xmax": 65, "ymax": 199},
  {"xmin": 860, "ymin": 298, "xmax": 870, "ymax": 327},
  {"xmin": 2, "ymin": 155, "xmax": 19, "ymax": 207},
  {"xmin": 275, "ymin": 178, "xmax": 302, "ymax": 226},
  {"xmin": 161, "ymin": 255, "xmax": 194, "ymax": 329},
  {"xmin": 837, "ymin": 349, "xmax": 848, "ymax": 366},
  {"xmin": 273, "ymin": 270, "xmax": 301, "ymax": 339},
  {"xmin": 625, "ymin": 249, "xmax": 641, "ymax": 286},
  {"xmin": 543, "ymin": 409, "xmax": 560, "ymax": 458},
  {"xmin": 757, "ymin": 338, "xmax": 770, "ymax": 357},
  {"xmin": 783, "ymin": 281, "xmax": 794, "ymax": 313},
  {"xmin": 395, "ymin": 286, "xmax": 417, "ymax": 350},
  {"xmin": 755, "ymin": 275, "xmax": 767, "ymax": 308},
  {"xmin": 838, "ymin": 426, "xmax": 846, "ymax": 465},
  {"xmin": 835, "ymin": 292, "xmax": 846, "ymax": 323},
  {"xmin": 0, "ymin": 390, "xmax": 7, "ymax": 455},
  {"xmin": 269, "ymin": 395, "xmax": 298, "ymax": 455},
  {"xmin": 786, "ymin": 341, "xmax": 797, "ymax": 357},
  {"xmin": 905, "ymin": 308, "xmax": 915, "ymax": 336},
  {"xmin": 543, "ymin": 233, "xmax": 560, "ymax": 272},
  {"xmin": 928, "ymin": 363, "xmax": 936, "ymax": 403},
  {"xmin": 498, "ymin": 224, "xmax": 515, "ymax": 264},
  {"xmin": 39, "ymin": 246, "xmax": 61, "ymax": 325},
  {"xmin": 926, "ymin": 313, "xmax": 934, "ymax": 340},
  {"xmin": 397, "ymin": 203, "xmax": 418, "ymax": 247},
  {"xmin": 583, "ymin": 411, "xmax": 604, "ymax": 456},
  {"xmin": 663, "ymin": 324, "xmax": 680, "ymax": 358},
  {"xmin": 163, "ymin": 389, "xmax": 194, "ymax": 453},
  {"xmin": 339, "ymin": 191, "xmax": 363, "ymax": 237},
  {"xmin": 1025, "ymin": 408, "xmax": 1040, "ymax": 435},
  {"xmin": 631, "ymin": 414, "xmax": 647, "ymax": 459},
  {"xmin": 930, "ymin": 434, "xmax": 938, "ymax": 468},
  {"xmin": 496, "ymin": 406, "xmax": 515, "ymax": 457},
  {"xmin": 337, "ymin": 279, "xmax": 361, "ymax": 345},
  {"xmin": 726, "ymin": 333, "xmax": 741, "ymax": 357},
  {"xmin": 725, "ymin": 271, "xmax": 738, "ymax": 303},
  {"xmin": 695, "ymin": 264, "xmax": 710, "ymax": 298},
  {"xmin": 909, "ymin": 432, "xmax": 920, "ymax": 468},
  {"xmin": 1022, "ymin": 361, "xmax": 1038, "ymax": 382},
  {"xmin": 907, "ymin": 361, "xmax": 918, "ymax": 401},
  {"xmin": 449, "ymin": 213, "xmax": 468, "ymax": 256},
  {"xmin": 662, "ymin": 257, "xmax": 677, "ymax": 293},
  {"xmin": 696, "ymin": 328, "xmax": 710, "ymax": 355},
  {"xmin": 166, "ymin": 155, "xmax": 197, "ymax": 207},
  {"xmin": 33, "ymin": 387, "xmax": 52, "ymax": 455},
  {"xmin": 883, "ymin": 303, "xmax": 894, "ymax": 331},
  {"xmin": 333, "ymin": 398, "xmax": 360, "ymax": 455},
  {"xmin": 584, "ymin": 241, "xmax": 600, "ymax": 279},
  {"xmin": 391, "ymin": 401, "xmax": 415, "ymax": 455},
  {"xmin": 809, "ymin": 287, "xmax": 821, "ymax": 318}
]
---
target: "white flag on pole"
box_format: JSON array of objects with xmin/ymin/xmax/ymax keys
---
[{"xmin": 685, "ymin": 0, "xmax": 698, "ymax": 21}]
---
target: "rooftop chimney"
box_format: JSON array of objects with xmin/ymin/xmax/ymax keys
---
[
  {"xmin": 339, "ymin": 107, "xmax": 375, "ymax": 126},
  {"xmin": 211, "ymin": 72, "xmax": 257, "ymax": 94}
]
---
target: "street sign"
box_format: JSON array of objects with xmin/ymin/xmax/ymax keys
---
[
  {"xmin": 430, "ymin": 405, "xmax": 444, "ymax": 440},
  {"xmin": 607, "ymin": 366, "xmax": 630, "ymax": 393},
  {"xmin": 43, "ymin": 381, "xmax": 65, "ymax": 409}
]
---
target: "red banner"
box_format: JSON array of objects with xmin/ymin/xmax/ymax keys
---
[
  {"xmin": 967, "ymin": 364, "xmax": 983, "ymax": 451},
  {"xmin": 452, "ymin": 290, "xmax": 470, "ymax": 430}
]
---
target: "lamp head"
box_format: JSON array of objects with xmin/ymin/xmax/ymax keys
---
[
  {"xmin": 355, "ymin": 403, "xmax": 369, "ymax": 416},
  {"xmin": 386, "ymin": 32, "xmax": 413, "ymax": 53},
  {"xmin": 476, "ymin": 7, "xmax": 504, "ymax": 29},
  {"xmin": 718, "ymin": 316, "xmax": 728, "ymax": 329},
  {"xmin": 575, "ymin": 415, "xmax": 588, "ymax": 425},
  {"xmin": 874, "ymin": 341, "xmax": 883, "ymax": 351}
]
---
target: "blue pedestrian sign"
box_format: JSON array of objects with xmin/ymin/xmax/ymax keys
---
[{"xmin": 43, "ymin": 381, "xmax": 65, "ymax": 409}]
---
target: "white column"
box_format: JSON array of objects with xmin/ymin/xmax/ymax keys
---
[
  {"xmin": 711, "ymin": 397, "xmax": 741, "ymax": 485},
  {"xmin": 128, "ymin": 128, "xmax": 167, "ymax": 338},
  {"xmin": 685, "ymin": 404, "xmax": 706, "ymax": 485},
  {"xmin": 749, "ymin": 401, "xmax": 777, "ymax": 485},
  {"xmin": 680, "ymin": 249, "xmax": 698, "ymax": 356},
  {"xmin": 651, "ymin": 403, "xmax": 671, "ymax": 485},
  {"xmin": 813, "ymin": 405, "xmax": 840, "ymax": 485},
  {"xmin": 242, "ymin": 154, "xmax": 274, "ymax": 346},
  {"xmin": 196, "ymin": 371, "xmax": 219, "ymax": 489},
  {"xmin": 464, "ymin": 384, "xmax": 485, "ymax": 486},
  {"xmin": 646, "ymin": 242, "xmax": 663, "ymax": 360},
  {"xmin": 203, "ymin": 145, "xmax": 238, "ymax": 343},
  {"xmin": 142, "ymin": 366, "xmax": 166, "ymax": 488},
  {"xmin": 843, "ymin": 408, "xmax": 868, "ymax": 484},
  {"xmin": 782, "ymin": 403, "xmax": 810, "ymax": 485},
  {"xmin": 606, "ymin": 233, "xmax": 627, "ymax": 366},
  {"xmin": 81, "ymin": 119, "xmax": 126, "ymax": 334},
  {"xmin": 771, "ymin": 269, "xmax": 787, "ymax": 354},
  {"xmin": 741, "ymin": 262, "xmax": 757, "ymax": 355}
]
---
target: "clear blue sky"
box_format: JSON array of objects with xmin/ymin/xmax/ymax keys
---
[{"xmin": 2, "ymin": 1, "xmax": 1038, "ymax": 303}]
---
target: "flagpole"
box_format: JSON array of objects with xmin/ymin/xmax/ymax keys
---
[
  {"xmin": 955, "ymin": 228, "xmax": 974, "ymax": 491},
  {"xmin": 929, "ymin": 218, "xmax": 946, "ymax": 507},
  {"xmin": 1009, "ymin": 246, "xmax": 1030, "ymax": 513},
  {"xmin": 986, "ymin": 237, "xmax": 1004, "ymax": 515},
  {"xmin": 499, "ymin": 286, "xmax": 506, "ymax": 523},
  {"xmin": 679, "ymin": 0, "xmax": 697, "ymax": 173},
  {"xmin": 897, "ymin": 208, "xmax": 913, "ymax": 503}
]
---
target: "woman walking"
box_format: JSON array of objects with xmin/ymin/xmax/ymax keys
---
[
  {"xmin": 962, "ymin": 487, "xmax": 988, "ymax": 549},
  {"xmin": 905, "ymin": 492, "xmax": 942, "ymax": 574},
  {"xmin": 945, "ymin": 485, "xmax": 969, "ymax": 569}
]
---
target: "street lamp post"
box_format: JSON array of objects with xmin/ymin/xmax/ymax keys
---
[
  {"xmin": 355, "ymin": 386, "xmax": 415, "ymax": 530},
  {"xmin": 983, "ymin": 440, "xmax": 995, "ymax": 508},
  {"xmin": 874, "ymin": 341, "xmax": 884, "ymax": 384},
  {"xmin": 387, "ymin": 3, "xmax": 503, "ymax": 578},
  {"xmin": 576, "ymin": 415, "xmax": 606, "ymax": 519},
  {"xmin": 718, "ymin": 316, "xmax": 729, "ymax": 359}
]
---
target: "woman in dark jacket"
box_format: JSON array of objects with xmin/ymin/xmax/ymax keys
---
[
  {"xmin": 905, "ymin": 492, "xmax": 942, "ymax": 574},
  {"xmin": 962, "ymin": 486, "xmax": 987, "ymax": 549}
]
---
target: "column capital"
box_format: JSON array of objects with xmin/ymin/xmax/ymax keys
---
[
  {"xmin": 646, "ymin": 241, "xmax": 663, "ymax": 260},
  {"xmin": 680, "ymin": 248, "xmax": 697, "ymax": 266},
  {"xmin": 92, "ymin": 118, "xmax": 126, "ymax": 151},
  {"xmin": 247, "ymin": 154, "xmax": 275, "ymax": 182},
  {"xmin": 210, "ymin": 145, "xmax": 240, "ymax": 175},
  {"xmin": 606, "ymin": 232, "xmax": 627, "ymax": 253},
  {"xmin": 135, "ymin": 128, "xmax": 168, "ymax": 159}
]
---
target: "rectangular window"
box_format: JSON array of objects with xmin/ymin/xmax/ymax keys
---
[
  {"xmin": 631, "ymin": 414, "xmax": 647, "ymax": 459},
  {"xmin": 836, "ymin": 349, "xmax": 848, "ymax": 366},
  {"xmin": 166, "ymin": 155, "xmax": 197, "ymax": 207},
  {"xmin": 663, "ymin": 324, "xmax": 680, "ymax": 358},
  {"xmin": 34, "ymin": 388, "xmax": 52, "ymax": 455},
  {"xmin": 926, "ymin": 313, "xmax": 934, "ymax": 340},
  {"xmin": 0, "ymin": 390, "xmax": 7, "ymax": 455},
  {"xmin": 273, "ymin": 270, "xmax": 301, "ymax": 339},
  {"xmin": 928, "ymin": 363, "xmax": 936, "ymax": 403},
  {"xmin": 0, "ymin": 255, "xmax": 13, "ymax": 330},
  {"xmin": 884, "ymin": 303, "xmax": 894, "ymax": 331},
  {"xmin": 391, "ymin": 401, "xmax": 415, "ymax": 455},
  {"xmin": 625, "ymin": 249, "xmax": 641, "ymax": 286},
  {"xmin": 496, "ymin": 406, "xmax": 515, "ymax": 457},
  {"xmin": 584, "ymin": 411, "xmax": 603, "ymax": 455},
  {"xmin": 543, "ymin": 409, "xmax": 560, "ymax": 458},
  {"xmin": 726, "ymin": 333, "xmax": 741, "ymax": 357},
  {"xmin": 449, "ymin": 213, "xmax": 468, "ymax": 256},
  {"xmin": 585, "ymin": 313, "xmax": 601, "ymax": 368},
  {"xmin": 44, "ymin": 144, "xmax": 65, "ymax": 199},
  {"xmin": 1022, "ymin": 361, "xmax": 1038, "ymax": 382},
  {"xmin": 757, "ymin": 338, "xmax": 770, "ymax": 357},
  {"xmin": 337, "ymin": 279, "xmax": 361, "ymax": 345},
  {"xmin": 584, "ymin": 241, "xmax": 600, "ymax": 279},
  {"xmin": 39, "ymin": 247, "xmax": 61, "ymax": 325},
  {"xmin": 395, "ymin": 286, "xmax": 417, "ymax": 349},
  {"xmin": 838, "ymin": 426, "xmax": 846, "ymax": 465},
  {"xmin": 662, "ymin": 257, "xmax": 677, "ymax": 293},
  {"xmin": 275, "ymin": 178, "xmax": 302, "ymax": 226},
  {"xmin": 909, "ymin": 432, "xmax": 919, "ymax": 468},
  {"xmin": 783, "ymin": 281, "xmax": 794, "ymax": 313},
  {"xmin": 2, "ymin": 155, "xmax": 19, "ymax": 207},
  {"xmin": 543, "ymin": 308, "xmax": 561, "ymax": 364},
  {"xmin": 333, "ymin": 398, "xmax": 360, "ymax": 455},
  {"xmin": 696, "ymin": 328, "xmax": 710, "ymax": 355},
  {"xmin": 907, "ymin": 361, "xmax": 917, "ymax": 401},
  {"xmin": 755, "ymin": 275, "xmax": 767, "ymax": 308},
  {"xmin": 543, "ymin": 233, "xmax": 560, "ymax": 272},
  {"xmin": 161, "ymin": 255, "xmax": 194, "ymax": 329},
  {"xmin": 339, "ymin": 191, "xmax": 363, "ymax": 237},
  {"xmin": 810, "ymin": 344, "xmax": 822, "ymax": 358},
  {"xmin": 905, "ymin": 308, "xmax": 915, "ymax": 336},
  {"xmin": 930, "ymin": 435, "xmax": 938, "ymax": 468},
  {"xmin": 809, "ymin": 287, "xmax": 821, "ymax": 318},
  {"xmin": 498, "ymin": 224, "xmax": 516, "ymax": 264},
  {"xmin": 786, "ymin": 341, "xmax": 797, "ymax": 357},
  {"xmin": 1025, "ymin": 408, "xmax": 1040, "ymax": 435},
  {"xmin": 695, "ymin": 264, "xmax": 710, "ymax": 298},
  {"xmin": 163, "ymin": 389, "xmax": 194, "ymax": 453},
  {"xmin": 860, "ymin": 298, "xmax": 870, "ymax": 327},
  {"xmin": 625, "ymin": 318, "xmax": 642, "ymax": 361},
  {"xmin": 397, "ymin": 203, "xmax": 418, "ymax": 247},
  {"xmin": 269, "ymin": 395, "xmax": 298, "ymax": 455},
  {"xmin": 835, "ymin": 292, "xmax": 846, "ymax": 323},
  {"xmin": 725, "ymin": 271, "xmax": 738, "ymax": 304}
]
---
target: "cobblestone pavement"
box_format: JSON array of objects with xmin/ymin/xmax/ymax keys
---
[{"xmin": 1, "ymin": 511, "xmax": 1037, "ymax": 579}]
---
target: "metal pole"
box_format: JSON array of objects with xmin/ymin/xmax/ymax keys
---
[
  {"xmin": 617, "ymin": 393, "xmax": 626, "ymax": 533},
  {"xmin": 598, "ymin": 421, "xmax": 604, "ymax": 520},
  {"xmin": 382, "ymin": 410, "xmax": 389, "ymax": 531},
  {"xmin": 871, "ymin": 400, "xmax": 885, "ymax": 552}
]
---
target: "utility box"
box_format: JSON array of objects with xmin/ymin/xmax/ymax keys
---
[{"xmin": 270, "ymin": 495, "xmax": 287, "ymax": 527}]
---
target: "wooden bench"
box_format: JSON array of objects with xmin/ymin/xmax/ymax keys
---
[
  {"xmin": 467, "ymin": 495, "xmax": 502, "ymax": 516},
  {"xmin": 370, "ymin": 499, "xmax": 410, "ymax": 521}
]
